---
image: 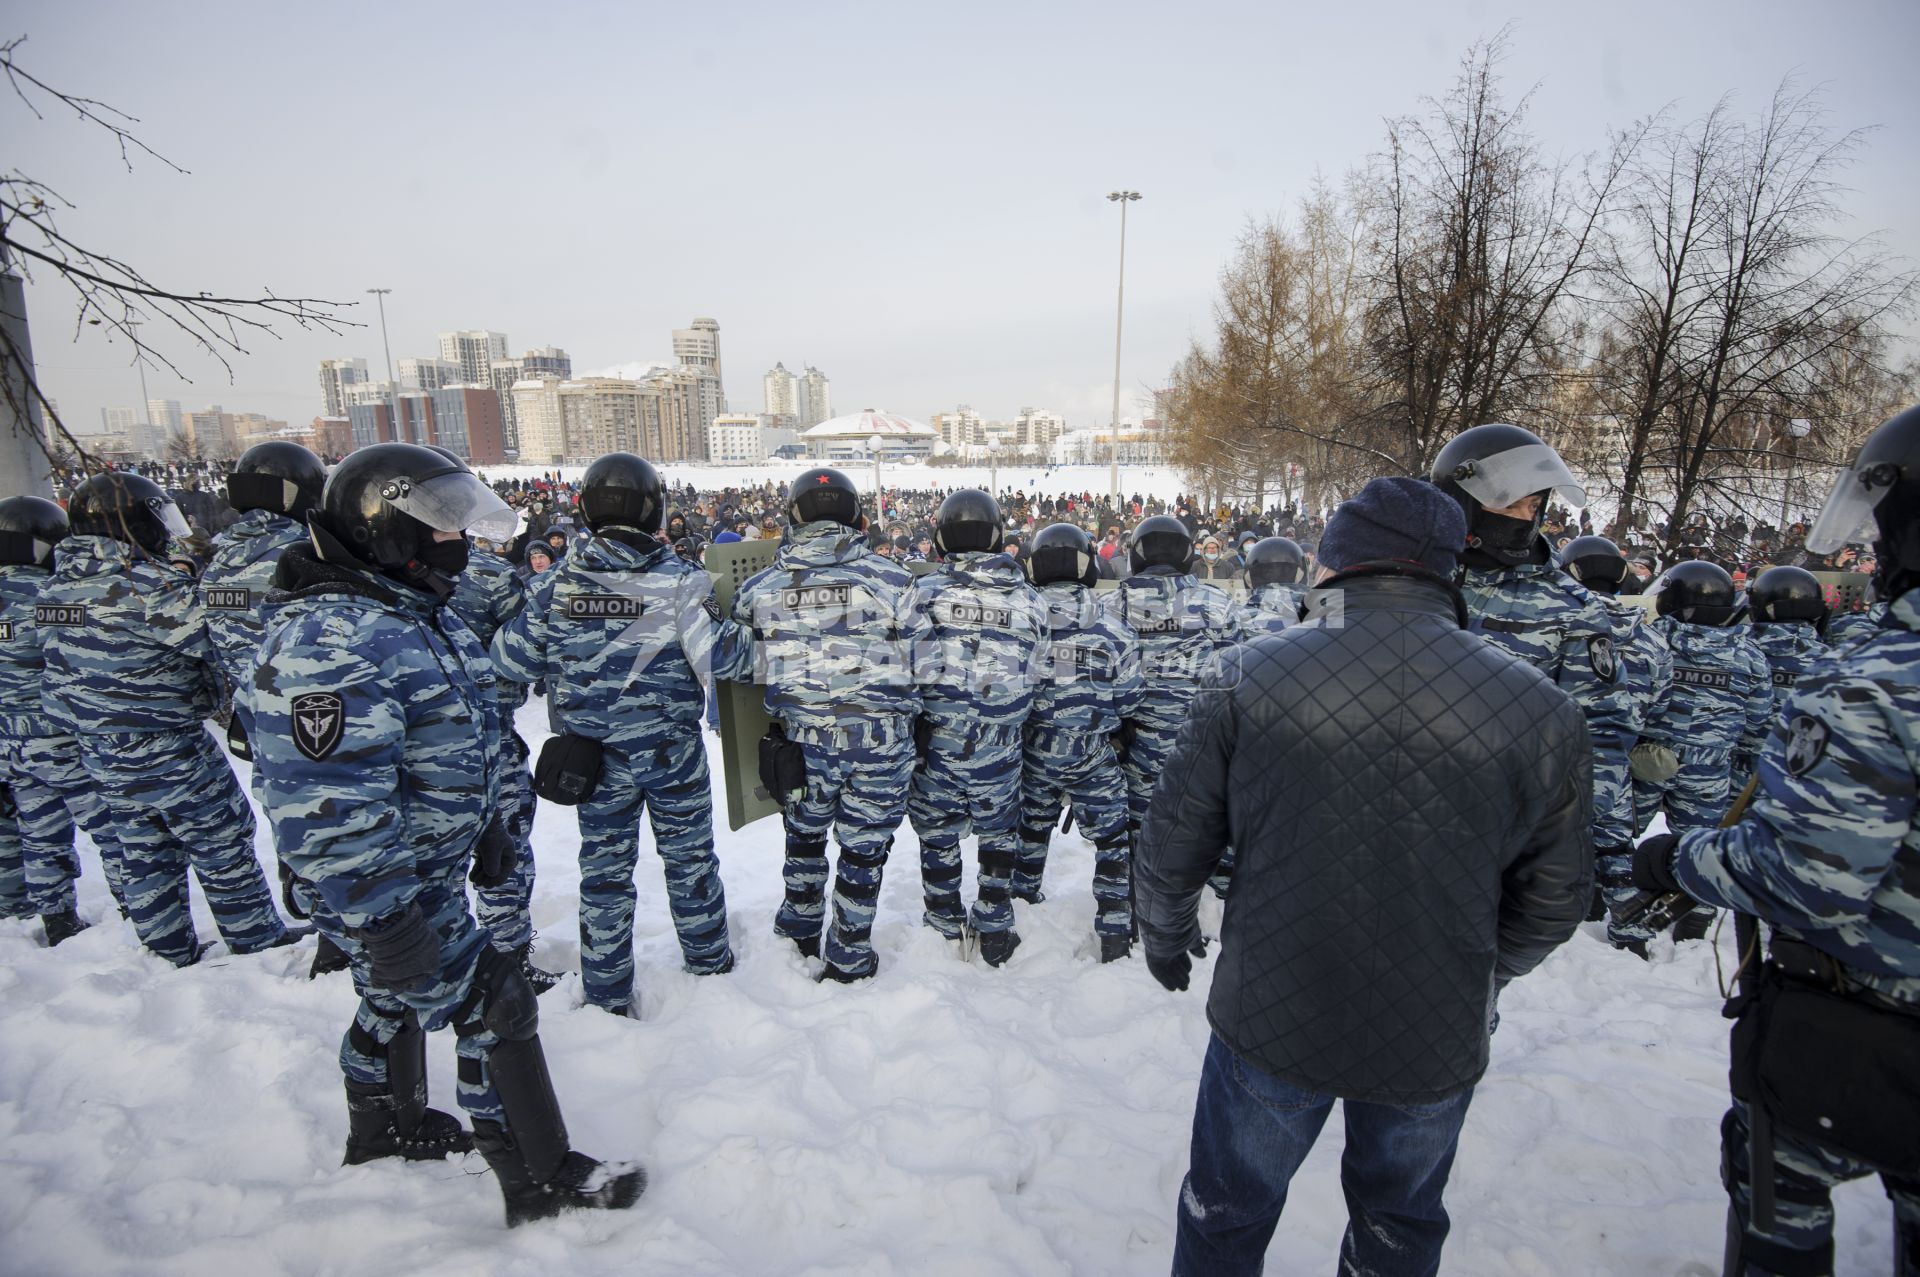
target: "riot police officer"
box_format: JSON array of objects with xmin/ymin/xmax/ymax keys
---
[
  {"xmin": 1633, "ymin": 404, "xmax": 1920, "ymax": 1276},
  {"xmin": 249, "ymin": 443, "xmax": 643, "ymax": 1224},
  {"xmin": 0, "ymin": 495, "xmax": 130, "ymax": 942},
  {"xmin": 492, "ymin": 453, "xmax": 751, "ymax": 1015},
  {"xmin": 39, "ymin": 472, "xmax": 292, "ymax": 965},
  {"xmin": 1241, "ymin": 536, "xmax": 1306, "ymax": 634},
  {"xmin": 904, "ymin": 489, "xmax": 1048, "ymax": 967},
  {"xmin": 732, "ymin": 467, "xmax": 924, "ymax": 982},
  {"xmin": 1436, "ymin": 425, "xmax": 1637, "ymax": 941},
  {"xmin": 1012, "ymin": 523, "xmax": 1143, "ymax": 960},
  {"xmin": 1738, "ymin": 566, "xmax": 1831, "ymax": 787}
]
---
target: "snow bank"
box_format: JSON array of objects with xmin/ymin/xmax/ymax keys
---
[{"xmin": 0, "ymin": 711, "xmax": 1896, "ymax": 1275}]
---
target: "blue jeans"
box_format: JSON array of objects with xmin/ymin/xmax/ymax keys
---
[{"xmin": 1173, "ymin": 1033, "xmax": 1474, "ymax": 1277}]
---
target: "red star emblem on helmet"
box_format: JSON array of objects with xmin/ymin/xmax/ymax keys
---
[{"xmin": 817, "ymin": 475, "xmax": 830, "ymax": 483}]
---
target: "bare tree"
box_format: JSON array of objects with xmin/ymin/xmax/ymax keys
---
[
  {"xmin": 1357, "ymin": 30, "xmax": 1638, "ymax": 474},
  {"xmin": 0, "ymin": 35, "xmax": 354, "ymax": 484},
  {"xmin": 1590, "ymin": 81, "xmax": 1915, "ymax": 549}
]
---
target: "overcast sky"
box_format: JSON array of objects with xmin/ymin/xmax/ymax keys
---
[{"xmin": 12, "ymin": 0, "xmax": 1918, "ymax": 438}]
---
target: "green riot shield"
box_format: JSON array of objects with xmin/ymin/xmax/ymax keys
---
[{"xmin": 705, "ymin": 540, "xmax": 781, "ymax": 831}]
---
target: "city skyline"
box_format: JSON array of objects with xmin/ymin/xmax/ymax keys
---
[{"xmin": 13, "ymin": 1, "xmax": 1918, "ymax": 451}]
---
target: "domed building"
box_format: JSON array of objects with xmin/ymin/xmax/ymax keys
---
[{"xmin": 802, "ymin": 409, "xmax": 937, "ymax": 461}]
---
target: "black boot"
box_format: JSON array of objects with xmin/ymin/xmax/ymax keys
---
[
  {"xmin": 471, "ymin": 1119, "xmax": 646, "ymax": 1227},
  {"xmin": 41, "ymin": 909, "xmax": 88, "ymax": 947},
  {"xmin": 788, "ymin": 933, "xmax": 821, "ymax": 961},
  {"xmin": 1672, "ymin": 908, "xmax": 1714, "ymax": 943},
  {"xmin": 509, "ymin": 943, "xmax": 564, "ymax": 995},
  {"xmin": 1099, "ymin": 932, "xmax": 1132, "ymax": 964},
  {"xmin": 977, "ymin": 929, "xmax": 1021, "ymax": 968},
  {"xmin": 1586, "ymin": 885, "xmax": 1608, "ymax": 922},
  {"xmin": 309, "ymin": 933, "xmax": 351, "ymax": 979},
  {"xmin": 342, "ymin": 1081, "xmax": 473, "ymax": 1165}
]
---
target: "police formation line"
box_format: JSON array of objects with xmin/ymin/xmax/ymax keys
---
[{"xmin": 0, "ymin": 415, "xmax": 1913, "ymax": 1272}]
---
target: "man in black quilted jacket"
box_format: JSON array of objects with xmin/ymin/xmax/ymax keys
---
[{"xmin": 1137, "ymin": 475, "xmax": 1593, "ymax": 1277}]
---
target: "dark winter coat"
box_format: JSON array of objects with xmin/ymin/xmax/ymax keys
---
[{"xmin": 1135, "ymin": 572, "xmax": 1594, "ymax": 1103}]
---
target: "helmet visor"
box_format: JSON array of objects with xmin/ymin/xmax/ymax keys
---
[
  {"xmin": 1805, "ymin": 464, "xmax": 1885, "ymax": 555},
  {"xmin": 1447, "ymin": 442, "xmax": 1587, "ymax": 510},
  {"xmin": 149, "ymin": 498, "xmax": 191, "ymax": 540},
  {"xmin": 386, "ymin": 470, "xmax": 516, "ymax": 542}
]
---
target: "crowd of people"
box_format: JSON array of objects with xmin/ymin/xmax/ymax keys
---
[{"xmin": 7, "ymin": 414, "xmax": 1915, "ymax": 1273}]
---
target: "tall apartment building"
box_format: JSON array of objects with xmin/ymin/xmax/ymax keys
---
[
  {"xmin": 148, "ymin": 399, "xmax": 185, "ymax": 446},
  {"xmin": 797, "ymin": 365, "xmax": 832, "ymax": 428},
  {"xmin": 931, "ymin": 405, "xmax": 984, "ymax": 448},
  {"xmin": 438, "ymin": 330, "xmax": 508, "ymax": 386},
  {"xmin": 490, "ymin": 346, "xmax": 571, "ymax": 456},
  {"xmin": 1012, "ymin": 407, "xmax": 1067, "ymax": 450},
  {"xmin": 511, "ymin": 378, "xmax": 566, "ymax": 466},
  {"xmin": 764, "ymin": 362, "xmax": 798, "ymax": 417},
  {"xmin": 318, "ymin": 358, "xmax": 370, "ymax": 418},
  {"xmin": 429, "ymin": 386, "xmax": 507, "ymax": 464},
  {"xmin": 556, "ymin": 378, "xmax": 649, "ymax": 463},
  {"xmin": 398, "ymin": 356, "xmax": 462, "ymax": 391},
  {"xmin": 669, "ymin": 318, "xmax": 724, "ymax": 453},
  {"xmin": 347, "ymin": 393, "xmax": 436, "ymax": 451}
]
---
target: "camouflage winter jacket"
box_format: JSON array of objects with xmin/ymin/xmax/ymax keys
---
[
  {"xmin": 1100, "ymin": 566, "xmax": 1244, "ymax": 732},
  {"xmin": 733, "ymin": 520, "xmax": 924, "ymax": 746},
  {"xmin": 200, "ymin": 508, "xmax": 308, "ymax": 690},
  {"xmin": 38, "ymin": 536, "xmax": 220, "ymax": 734},
  {"xmin": 907, "ymin": 550, "xmax": 1049, "ymax": 736},
  {"xmin": 1824, "ymin": 601, "xmax": 1888, "ymax": 650},
  {"xmin": 1243, "ymin": 583, "xmax": 1304, "ymax": 635},
  {"xmin": 447, "ymin": 546, "xmax": 529, "ymax": 713},
  {"xmin": 0, "ymin": 563, "xmax": 59, "ymax": 737},
  {"xmin": 1029, "ymin": 581, "xmax": 1144, "ymax": 736},
  {"xmin": 1674, "ymin": 587, "xmax": 1920, "ymax": 1006},
  {"xmin": 1601, "ymin": 597, "xmax": 1671, "ymax": 740},
  {"xmin": 245, "ymin": 544, "xmax": 502, "ymax": 932},
  {"xmin": 491, "ymin": 533, "xmax": 751, "ymax": 747},
  {"xmin": 1744, "ymin": 621, "xmax": 1829, "ymax": 755},
  {"xmin": 1641, "ymin": 617, "xmax": 1772, "ymax": 758}
]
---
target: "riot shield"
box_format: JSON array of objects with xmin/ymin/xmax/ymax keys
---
[{"xmin": 706, "ymin": 539, "xmax": 781, "ymax": 831}]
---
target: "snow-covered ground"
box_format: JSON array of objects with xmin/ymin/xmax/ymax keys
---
[
  {"xmin": 0, "ymin": 706, "xmax": 1897, "ymax": 1276},
  {"xmin": 482, "ymin": 461, "xmax": 1202, "ymax": 506}
]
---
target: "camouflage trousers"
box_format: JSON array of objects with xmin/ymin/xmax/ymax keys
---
[
  {"xmin": 777, "ymin": 732, "xmax": 915, "ymax": 979},
  {"xmin": 575, "ymin": 726, "xmax": 730, "ymax": 1009},
  {"xmin": 1633, "ymin": 746, "xmax": 1735, "ymax": 834},
  {"xmin": 909, "ymin": 724, "xmax": 1024, "ymax": 937},
  {"xmin": 332, "ymin": 878, "xmax": 508, "ymax": 1128},
  {"xmin": 0, "ymin": 732, "xmax": 129, "ymax": 916},
  {"xmin": 0, "ymin": 788, "xmax": 21, "ymax": 917},
  {"xmin": 1722, "ymin": 1100, "xmax": 1920, "ymax": 1277},
  {"xmin": 77, "ymin": 727, "xmax": 285, "ymax": 965},
  {"xmin": 473, "ymin": 731, "xmax": 536, "ymax": 954},
  {"xmin": 1014, "ymin": 727, "xmax": 1132, "ymax": 937},
  {"xmin": 1120, "ymin": 718, "xmax": 1181, "ymax": 829}
]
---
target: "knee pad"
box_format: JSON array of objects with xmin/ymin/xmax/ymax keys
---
[{"xmin": 463, "ymin": 945, "xmax": 539, "ymax": 1043}]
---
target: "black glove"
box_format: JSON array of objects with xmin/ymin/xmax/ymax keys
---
[
  {"xmin": 1146, "ymin": 947, "xmax": 1191, "ymax": 993},
  {"xmin": 469, "ymin": 815, "xmax": 517, "ymax": 890},
  {"xmin": 1630, "ymin": 833, "xmax": 1684, "ymax": 895},
  {"xmin": 276, "ymin": 860, "xmax": 311, "ymax": 921},
  {"xmin": 355, "ymin": 901, "xmax": 440, "ymax": 993}
]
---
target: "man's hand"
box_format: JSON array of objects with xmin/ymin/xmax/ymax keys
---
[
  {"xmin": 1146, "ymin": 947, "xmax": 1191, "ymax": 993},
  {"xmin": 355, "ymin": 901, "xmax": 440, "ymax": 993},
  {"xmin": 469, "ymin": 815, "xmax": 517, "ymax": 890},
  {"xmin": 1631, "ymin": 833, "xmax": 1684, "ymax": 895}
]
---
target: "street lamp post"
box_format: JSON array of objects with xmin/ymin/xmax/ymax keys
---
[
  {"xmin": 868, "ymin": 432, "xmax": 884, "ymax": 523},
  {"xmin": 367, "ymin": 287, "xmax": 398, "ymax": 439},
  {"xmin": 1106, "ymin": 190, "xmax": 1140, "ymax": 508},
  {"xmin": 1780, "ymin": 418, "xmax": 1813, "ymax": 541},
  {"xmin": 125, "ymin": 318, "xmax": 153, "ymax": 451},
  {"xmin": 987, "ymin": 436, "xmax": 1001, "ymax": 500}
]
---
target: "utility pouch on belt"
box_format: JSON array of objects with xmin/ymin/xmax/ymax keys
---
[
  {"xmin": 1728, "ymin": 938, "xmax": 1920, "ymax": 1177},
  {"xmin": 532, "ymin": 733, "xmax": 604, "ymax": 805},
  {"xmin": 758, "ymin": 723, "xmax": 807, "ymax": 808}
]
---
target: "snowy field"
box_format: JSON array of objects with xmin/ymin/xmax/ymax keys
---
[
  {"xmin": 481, "ymin": 461, "xmax": 1203, "ymax": 507},
  {"xmin": 0, "ymin": 703, "xmax": 1897, "ymax": 1276}
]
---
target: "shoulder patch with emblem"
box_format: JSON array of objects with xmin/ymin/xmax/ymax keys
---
[
  {"xmin": 702, "ymin": 590, "xmax": 723, "ymax": 623},
  {"xmin": 1783, "ymin": 714, "xmax": 1829, "ymax": 777},
  {"xmin": 1587, "ymin": 634, "xmax": 1619, "ymax": 683},
  {"xmin": 292, "ymin": 691, "xmax": 345, "ymax": 761}
]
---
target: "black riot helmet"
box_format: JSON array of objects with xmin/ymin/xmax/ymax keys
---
[
  {"xmin": 1556, "ymin": 535, "xmax": 1628, "ymax": 594},
  {"xmin": 1807, "ymin": 403, "xmax": 1920, "ymax": 600},
  {"xmin": 1749, "ymin": 565, "xmax": 1829, "ymax": 628},
  {"xmin": 0, "ymin": 495, "xmax": 70, "ymax": 568},
  {"xmin": 314, "ymin": 443, "xmax": 514, "ymax": 573},
  {"xmin": 579, "ymin": 452, "xmax": 665, "ymax": 534},
  {"xmin": 67, "ymin": 472, "xmax": 192, "ymax": 554},
  {"xmin": 1431, "ymin": 423, "xmax": 1587, "ymax": 567},
  {"xmin": 788, "ymin": 467, "xmax": 862, "ymax": 528},
  {"xmin": 934, "ymin": 488, "xmax": 1004, "ymax": 555},
  {"xmin": 1654, "ymin": 560, "xmax": 1739, "ymax": 625},
  {"xmin": 1243, "ymin": 536, "xmax": 1305, "ymax": 588},
  {"xmin": 1029, "ymin": 522, "xmax": 1097, "ymax": 587},
  {"xmin": 423, "ymin": 444, "xmax": 468, "ymax": 469},
  {"xmin": 1130, "ymin": 514, "xmax": 1193, "ymax": 573},
  {"xmin": 228, "ymin": 441, "xmax": 327, "ymax": 520}
]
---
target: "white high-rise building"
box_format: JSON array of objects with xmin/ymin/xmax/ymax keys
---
[
  {"xmin": 707, "ymin": 413, "xmax": 770, "ymax": 464},
  {"xmin": 398, "ymin": 357, "xmax": 463, "ymax": 391},
  {"xmin": 318, "ymin": 358, "xmax": 370, "ymax": 418},
  {"xmin": 671, "ymin": 318, "xmax": 724, "ymax": 455},
  {"xmin": 797, "ymin": 365, "xmax": 832, "ymax": 429},
  {"xmin": 931, "ymin": 405, "xmax": 983, "ymax": 448},
  {"xmin": 147, "ymin": 399, "xmax": 185, "ymax": 446},
  {"xmin": 764, "ymin": 362, "xmax": 798, "ymax": 417},
  {"xmin": 1013, "ymin": 407, "xmax": 1067, "ymax": 450},
  {"xmin": 511, "ymin": 378, "xmax": 565, "ymax": 466},
  {"xmin": 439, "ymin": 331, "xmax": 508, "ymax": 386}
]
